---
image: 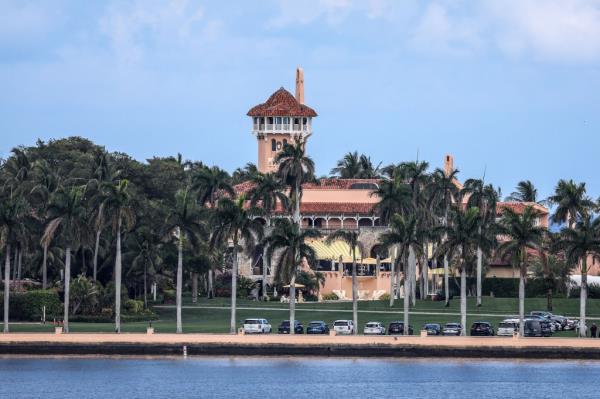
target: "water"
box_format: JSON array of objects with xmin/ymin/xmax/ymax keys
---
[{"xmin": 1, "ymin": 356, "xmax": 599, "ymax": 399}]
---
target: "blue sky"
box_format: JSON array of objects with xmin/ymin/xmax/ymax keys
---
[{"xmin": 1, "ymin": 0, "xmax": 600, "ymax": 200}]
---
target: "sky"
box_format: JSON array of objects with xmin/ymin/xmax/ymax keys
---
[{"xmin": 1, "ymin": 0, "xmax": 600, "ymax": 201}]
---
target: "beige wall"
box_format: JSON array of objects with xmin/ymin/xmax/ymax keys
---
[
  {"xmin": 257, "ymin": 133, "xmax": 292, "ymax": 173},
  {"xmin": 302, "ymin": 189, "xmax": 378, "ymax": 203}
]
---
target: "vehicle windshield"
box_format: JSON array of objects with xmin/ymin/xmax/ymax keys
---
[
  {"xmin": 366, "ymin": 323, "xmax": 379, "ymax": 328},
  {"xmin": 244, "ymin": 320, "xmax": 260, "ymax": 324},
  {"xmin": 334, "ymin": 321, "xmax": 349, "ymax": 326},
  {"xmin": 445, "ymin": 324, "xmax": 460, "ymax": 328},
  {"xmin": 499, "ymin": 322, "xmax": 515, "ymax": 328},
  {"xmin": 280, "ymin": 321, "xmax": 290, "ymax": 326},
  {"xmin": 309, "ymin": 322, "xmax": 323, "ymax": 327},
  {"xmin": 425, "ymin": 324, "xmax": 438, "ymax": 329}
]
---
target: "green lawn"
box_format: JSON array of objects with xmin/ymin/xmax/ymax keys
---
[{"xmin": 2, "ymin": 296, "xmax": 597, "ymax": 336}]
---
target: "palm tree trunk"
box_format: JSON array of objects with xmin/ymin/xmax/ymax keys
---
[
  {"xmin": 294, "ymin": 180, "xmax": 301, "ymax": 225},
  {"xmin": 352, "ymin": 252, "xmax": 357, "ymax": 335},
  {"xmin": 289, "ymin": 271, "xmax": 296, "ymax": 335},
  {"xmin": 143, "ymin": 262, "xmax": 148, "ymax": 309},
  {"xmin": 3, "ymin": 244, "xmax": 11, "ymax": 333},
  {"xmin": 230, "ymin": 241, "xmax": 238, "ymax": 334},
  {"xmin": 191, "ymin": 272, "xmax": 198, "ymax": 304},
  {"xmin": 93, "ymin": 229, "xmax": 100, "ymax": 281},
  {"xmin": 207, "ymin": 267, "xmax": 214, "ymax": 299},
  {"xmin": 410, "ymin": 247, "xmax": 416, "ymax": 306},
  {"xmin": 64, "ymin": 246, "xmax": 71, "ymax": 333},
  {"xmin": 476, "ymin": 245, "xmax": 482, "ymax": 307},
  {"xmin": 405, "ymin": 245, "xmax": 416, "ymax": 335},
  {"xmin": 114, "ymin": 215, "xmax": 122, "ymax": 334},
  {"xmin": 262, "ymin": 218, "xmax": 270, "ymax": 300},
  {"xmin": 176, "ymin": 233, "xmax": 183, "ymax": 334},
  {"xmin": 12, "ymin": 247, "xmax": 17, "ymax": 285},
  {"xmin": 580, "ymin": 258, "xmax": 588, "ymax": 338},
  {"xmin": 460, "ymin": 265, "xmax": 467, "ymax": 336},
  {"xmin": 519, "ymin": 270, "xmax": 525, "ymax": 337},
  {"xmin": 17, "ymin": 248, "xmax": 22, "ymax": 291},
  {"xmin": 81, "ymin": 248, "xmax": 86, "ymax": 277},
  {"xmin": 389, "ymin": 246, "xmax": 395, "ymax": 307},
  {"xmin": 42, "ymin": 242, "xmax": 48, "ymax": 290}
]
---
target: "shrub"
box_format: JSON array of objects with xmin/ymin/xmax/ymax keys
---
[
  {"xmin": 322, "ymin": 293, "xmax": 339, "ymax": 301},
  {"xmin": 70, "ymin": 275, "xmax": 100, "ymax": 315},
  {"xmin": 570, "ymin": 283, "xmax": 600, "ymax": 299},
  {"xmin": 378, "ymin": 293, "xmax": 391, "ymax": 302},
  {"xmin": 124, "ymin": 299, "xmax": 144, "ymax": 314},
  {"xmin": 163, "ymin": 289, "xmax": 176, "ymax": 304},
  {"xmin": 0, "ymin": 290, "xmax": 62, "ymax": 321}
]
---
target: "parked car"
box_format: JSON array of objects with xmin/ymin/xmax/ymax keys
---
[
  {"xmin": 540, "ymin": 320, "xmax": 553, "ymax": 337},
  {"xmin": 364, "ymin": 321, "xmax": 386, "ymax": 335},
  {"xmin": 530, "ymin": 311, "xmax": 553, "ymax": 319},
  {"xmin": 422, "ymin": 323, "xmax": 442, "ymax": 336},
  {"xmin": 278, "ymin": 320, "xmax": 304, "ymax": 334},
  {"xmin": 564, "ymin": 318, "xmax": 578, "ymax": 331},
  {"xmin": 470, "ymin": 322, "xmax": 495, "ymax": 336},
  {"xmin": 497, "ymin": 321, "xmax": 518, "ymax": 336},
  {"xmin": 523, "ymin": 320, "xmax": 542, "ymax": 337},
  {"xmin": 550, "ymin": 315, "xmax": 567, "ymax": 331},
  {"xmin": 242, "ymin": 318, "xmax": 272, "ymax": 334},
  {"xmin": 388, "ymin": 321, "xmax": 414, "ymax": 335},
  {"xmin": 333, "ymin": 320, "xmax": 355, "ymax": 335},
  {"xmin": 306, "ymin": 321, "xmax": 329, "ymax": 335},
  {"xmin": 442, "ymin": 323, "xmax": 462, "ymax": 336}
]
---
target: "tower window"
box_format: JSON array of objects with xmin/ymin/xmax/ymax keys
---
[
  {"xmin": 271, "ymin": 139, "xmax": 276, "ymax": 151},
  {"xmin": 276, "ymin": 141, "xmax": 282, "ymax": 150}
]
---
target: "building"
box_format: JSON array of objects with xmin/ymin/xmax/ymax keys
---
[{"xmin": 237, "ymin": 68, "xmax": 551, "ymax": 300}]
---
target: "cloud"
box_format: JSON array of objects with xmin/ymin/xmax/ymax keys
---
[{"xmin": 267, "ymin": 0, "xmax": 354, "ymax": 28}]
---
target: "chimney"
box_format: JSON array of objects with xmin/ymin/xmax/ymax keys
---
[
  {"xmin": 444, "ymin": 154, "xmax": 454, "ymax": 177},
  {"xmin": 295, "ymin": 67, "xmax": 304, "ymax": 104}
]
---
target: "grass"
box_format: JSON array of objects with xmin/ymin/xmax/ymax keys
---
[{"xmin": 2, "ymin": 295, "xmax": 597, "ymax": 336}]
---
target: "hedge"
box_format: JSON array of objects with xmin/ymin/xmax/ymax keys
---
[{"xmin": 0, "ymin": 290, "xmax": 62, "ymax": 321}]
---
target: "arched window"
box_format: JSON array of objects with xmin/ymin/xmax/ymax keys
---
[{"xmin": 271, "ymin": 139, "xmax": 276, "ymax": 151}]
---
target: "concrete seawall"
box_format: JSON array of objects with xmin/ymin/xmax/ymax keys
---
[{"xmin": 2, "ymin": 334, "xmax": 600, "ymax": 359}]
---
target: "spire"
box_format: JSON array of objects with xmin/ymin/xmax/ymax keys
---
[
  {"xmin": 295, "ymin": 67, "xmax": 304, "ymax": 104},
  {"xmin": 444, "ymin": 154, "xmax": 454, "ymax": 177}
]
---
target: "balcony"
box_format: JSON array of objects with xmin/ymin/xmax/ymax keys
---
[{"xmin": 252, "ymin": 122, "xmax": 311, "ymax": 135}]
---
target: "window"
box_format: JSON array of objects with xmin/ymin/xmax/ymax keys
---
[
  {"xmin": 276, "ymin": 141, "xmax": 282, "ymax": 150},
  {"xmin": 275, "ymin": 117, "xmax": 282, "ymax": 124},
  {"xmin": 271, "ymin": 139, "xmax": 276, "ymax": 151},
  {"xmin": 283, "ymin": 139, "xmax": 288, "ymax": 147}
]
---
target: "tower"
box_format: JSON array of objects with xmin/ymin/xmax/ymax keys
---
[{"xmin": 247, "ymin": 67, "xmax": 317, "ymax": 173}]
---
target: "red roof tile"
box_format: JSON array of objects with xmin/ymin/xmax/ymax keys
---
[
  {"xmin": 496, "ymin": 202, "xmax": 548, "ymax": 215},
  {"xmin": 247, "ymin": 88, "xmax": 317, "ymax": 117}
]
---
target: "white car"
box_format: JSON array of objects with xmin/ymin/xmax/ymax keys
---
[
  {"xmin": 364, "ymin": 321, "xmax": 386, "ymax": 335},
  {"xmin": 497, "ymin": 321, "xmax": 518, "ymax": 336},
  {"xmin": 243, "ymin": 318, "xmax": 272, "ymax": 334},
  {"xmin": 333, "ymin": 320, "xmax": 355, "ymax": 335}
]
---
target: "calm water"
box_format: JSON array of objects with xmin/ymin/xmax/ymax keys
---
[{"xmin": 1, "ymin": 356, "xmax": 599, "ymax": 398}]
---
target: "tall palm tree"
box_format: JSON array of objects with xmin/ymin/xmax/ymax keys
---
[
  {"xmin": 498, "ymin": 206, "xmax": 545, "ymax": 336},
  {"xmin": 436, "ymin": 206, "xmax": 481, "ymax": 335},
  {"xmin": 0, "ymin": 194, "xmax": 28, "ymax": 333},
  {"xmin": 125, "ymin": 226, "xmax": 162, "ymax": 309},
  {"xmin": 548, "ymin": 179, "xmax": 595, "ymax": 228},
  {"xmin": 267, "ymin": 219, "xmax": 320, "ymax": 334},
  {"xmin": 326, "ymin": 230, "xmax": 362, "ymax": 334},
  {"xmin": 379, "ymin": 214, "xmax": 420, "ymax": 334},
  {"xmin": 330, "ymin": 151, "xmax": 361, "ymax": 178},
  {"xmin": 101, "ymin": 180, "xmax": 135, "ymax": 333},
  {"xmin": 506, "ymin": 180, "xmax": 543, "ymax": 203},
  {"xmin": 42, "ymin": 186, "xmax": 89, "ymax": 333},
  {"xmin": 462, "ymin": 179, "xmax": 499, "ymax": 307},
  {"xmin": 275, "ymin": 138, "xmax": 315, "ymax": 225},
  {"xmin": 210, "ymin": 196, "xmax": 263, "ymax": 333},
  {"xmin": 164, "ymin": 187, "xmax": 206, "ymax": 333},
  {"xmin": 428, "ymin": 167, "xmax": 459, "ymax": 306},
  {"xmin": 554, "ymin": 216, "xmax": 600, "ymax": 337},
  {"xmin": 248, "ymin": 172, "xmax": 288, "ymax": 300}
]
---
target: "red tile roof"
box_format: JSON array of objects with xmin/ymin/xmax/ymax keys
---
[
  {"xmin": 303, "ymin": 179, "xmax": 381, "ymax": 190},
  {"xmin": 496, "ymin": 202, "xmax": 549, "ymax": 215},
  {"xmin": 247, "ymin": 88, "xmax": 317, "ymax": 117},
  {"xmin": 298, "ymin": 202, "xmax": 375, "ymax": 215}
]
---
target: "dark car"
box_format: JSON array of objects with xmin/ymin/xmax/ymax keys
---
[
  {"xmin": 470, "ymin": 322, "xmax": 494, "ymax": 336},
  {"xmin": 306, "ymin": 321, "xmax": 329, "ymax": 335},
  {"xmin": 278, "ymin": 320, "xmax": 304, "ymax": 334},
  {"xmin": 523, "ymin": 320, "xmax": 542, "ymax": 337},
  {"xmin": 423, "ymin": 323, "xmax": 442, "ymax": 336},
  {"xmin": 442, "ymin": 323, "xmax": 462, "ymax": 336},
  {"xmin": 388, "ymin": 321, "xmax": 414, "ymax": 335},
  {"xmin": 540, "ymin": 320, "xmax": 553, "ymax": 337}
]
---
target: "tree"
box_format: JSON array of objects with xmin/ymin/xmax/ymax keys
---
[
  {"xmin": 267, "ymin": 219, "xmax": 319, "ymax": 334},
  {"xmin": 506, "ymin": 180, "xmax": 543, "ymax": 204},
  {"xmin": 275, "ymin": 138, "xmax": 315, "ymax": 225},
  {"xmin": 326, "ymin": 230, "xmax": 362, "ymax": 334},
  {"xmin": 497, "ymin": 206, "xmax": 545, "ymax": 336},
  {"xmin": 42, "ymin": 186, "xmax": 89, "ymax": 333},
  {"xmin": 436, "ymin": 206, "xmax": 482, "ymax": 335},
  {"xmin": 124, "ymin": 225, "xmax": 162, "ymax": 308},
  {"xmin": 554, "ymin": 217, "xmax": 600, "ymax": 337},
  {"xmin": 330, "ymin": 152, "xmax": 381, "ymax": 178},
  {"xmin": 210, "ymin": 196, "xmax": 263, "ymax": 333},
  {"xmin": 248, "ymin": 172, "xmax": 288, "ymax": 300},
  {"xmin": 164, "ymin": 187, "xmax": 206, "ymax": 333},
  {"xmin": 548, "ymin": 179, "xmax": 595, "ymax": 228},
  {"xmin": 101, "ymin": 180, "xmax": 135, "ymax": 333}
]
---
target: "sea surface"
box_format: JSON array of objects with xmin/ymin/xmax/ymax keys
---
[{"xmin": 1, "ymin": 356, "xmax": 598, "ymax": 399}]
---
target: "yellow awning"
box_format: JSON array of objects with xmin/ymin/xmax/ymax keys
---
[
  {"xmin": 308, "ymin": 239, "xmax": 362, "ymax": 261},
  {"xmin": 430, "ymin": 268, "xmax": 445, "ymax": 275}
]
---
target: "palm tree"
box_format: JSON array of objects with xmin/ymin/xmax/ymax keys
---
[
  {"xmin": 506, "ymin": 180, "xmax": 543, "ymax": 204},
  {"xmin": 164, "ymin": 187, "xmax": 206, "ymax": 333},
  {"xmin": 42, "ymin": 186, "xmax": 89, "ymax": 333},
  {"xmin": 436, "ymin": 206, "xmax": 481, "ymax": 335},
  {"xmin": 124, "ymin": 226, "xmax": 162, "ymax": 309},
  {"xmin": 210, "ymin": 196, "xmax": 263, "ymax": 333},
  {"xmin": 267, "ymin": 219, "xmax": 320, "ymax": 334},
  {"xmin": 0, "ymin": 194, "xmax": 28, "ymax": 333},
  {"xmin": 554, "ymin": 216, "xmax": 600, "ymax": 337},
  {"xmin": 428, "ymin": 167, "xmax": 459, "ymax": 306},
  {"xmin": 248, "ymin": 172, "xmax": 288, "ymax": 300},
  {"xmin": 462, "ymin": 179, "xmax": 499, "ymax": 307},
  {"xmin": 101, "ymin": 180, "xmax": 135, "ymax": 333},
  {"xmin": 275, "ymin": 138, "xmax": 315, "ymax": 225},
  {"xmin": 326, "ymin": 230, "xmax": 362, "ymax": 334},
  {"xmin": 330, "ymin": 151, "xmax": 361, "ymax": 178},
  {"xmin": 379, "ymin": 214, "xmax": 420, "ymax": 334},
  {"xmin": 548, "ymin": 179, "xmax": 595, "ymax": 228},
  {"xmin": 498, "ymin": 206, "xmax": 545, "ymax": 336}
]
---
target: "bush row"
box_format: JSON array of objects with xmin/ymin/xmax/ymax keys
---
[{"xmin": 0, "ymin": 290, "xmax": 62, "ymax": 321}]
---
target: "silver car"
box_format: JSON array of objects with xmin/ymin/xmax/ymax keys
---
[
  {"xmin": 497, "ymin": 321, "xmax": 518, "ymax": 336},
  {"xmin": 364, "ymin": 321, "xmax": 386, "ymax": 335},
  {"xmin": 242, "ymin": 318, "xmax": 272, "ymax": 334}
]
